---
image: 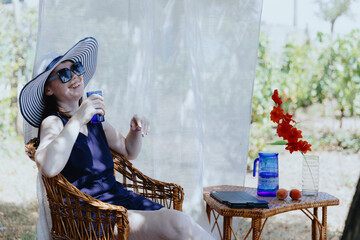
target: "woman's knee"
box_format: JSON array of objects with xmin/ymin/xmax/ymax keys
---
[{"xmin": 163, "ymin": 209, "xmax": 195, "ymax": 239}]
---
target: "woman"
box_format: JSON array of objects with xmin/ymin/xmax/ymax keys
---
[{"xmin": 20, "ymin": 37, "xmax": 214, "ymax": 240}]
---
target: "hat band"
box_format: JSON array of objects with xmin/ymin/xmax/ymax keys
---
[{"xmin": 45, "ymin": 55, "xmax": 63, "ymax": 72}]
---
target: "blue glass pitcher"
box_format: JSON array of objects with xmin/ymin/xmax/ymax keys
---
[{"xmin": 253, "ymin": 152, "xmax": 279, "ymax": 196}]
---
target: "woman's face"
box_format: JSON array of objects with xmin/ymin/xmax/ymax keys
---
[{"xmin": 45, "ymin": 60, "xmax": 84, "ymax": 103}]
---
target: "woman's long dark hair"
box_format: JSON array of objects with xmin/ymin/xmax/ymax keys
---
[
  {"xmin": 41, "ymin": 86, "xmax": 83, "ymax": 121},
  {"xmin": 42, "ymin": 94, "xmax": 60, "ymax": 120}
]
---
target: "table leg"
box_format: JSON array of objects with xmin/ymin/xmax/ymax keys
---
[
  {"xmin": 223, "ymin": 216, "xmax": 233, "ymax": 240},
  {"xmin": 321, "ymin": 207, "xmax": 328, "ymax": 240},
  {"xmin": 206, "ymin": 203, "xmax": 211, "ymax": 223},
  {"xmin": 312, "ymin": 207, "xmax": 318, "ymax": 240},
  {"xmin": 252, "ymin": 218, "xmax": 262, "ymax": 240}
]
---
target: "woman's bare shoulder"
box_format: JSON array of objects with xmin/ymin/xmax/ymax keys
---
[
  {"xmin": 40, "ymin": 115, "xmax": 64, "ymax": 134},
  {"xmin": 37, "ymin": 115, "xmax": 65, "ymax": 151}
]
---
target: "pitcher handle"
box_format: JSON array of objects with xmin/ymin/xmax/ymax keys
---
[{"xmin": 253, "ymin": 158, "xmax": 259, "ymax": 177}]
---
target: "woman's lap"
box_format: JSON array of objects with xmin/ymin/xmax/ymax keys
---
[
  {"xmin": 112, "ymin": 190, "xmax": 164, "ymax": 210},
  {"xmin": 127, "ymin": 208, "xmax": 215, "ymax": 240}
]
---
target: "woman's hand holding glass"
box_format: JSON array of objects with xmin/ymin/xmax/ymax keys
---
[{"xmin": 72, "ymin": 94, "xmax": 106, "ymax": 125}]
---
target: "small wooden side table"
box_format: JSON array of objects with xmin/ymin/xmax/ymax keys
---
[{"xmin": 203, "ymin": 185, "xmax": 339, "ymax": 240}]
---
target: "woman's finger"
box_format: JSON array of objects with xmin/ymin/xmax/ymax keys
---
[
  {"xmin": 95, "ymin": 107, "xmax": 105, "ymax": 117},
  {"xmin": 87, "ymin": 93, "xmax": 104, "ymax": 101},
  {"xmin": 143, "ymin": 117, "xmax": 150, "ymax": 135},
  {"xmin": 130, "ymin": 118, "xmax": 141, "ymax": 131}
]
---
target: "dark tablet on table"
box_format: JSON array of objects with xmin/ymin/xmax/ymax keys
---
[{"xmin": 210, "ymin": 191, "xmax": 269, "ymax": 209}]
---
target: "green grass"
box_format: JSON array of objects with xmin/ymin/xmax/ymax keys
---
[{"xmin": 0, "ymin": 201, "xmax": 38, "ymax": 239}]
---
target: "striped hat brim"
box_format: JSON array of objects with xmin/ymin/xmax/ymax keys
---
[{"xmin": 19, "ymin": 37, "xmax": 98, "ymax": 128}]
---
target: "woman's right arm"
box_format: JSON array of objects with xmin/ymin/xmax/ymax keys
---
[
  {"xmin": 35, "ymin": 94, "xmax": 105, "ymax": 177},
  {"xmin": 35, "ymin": 116, "xmax": 83, "ymax": 177}
]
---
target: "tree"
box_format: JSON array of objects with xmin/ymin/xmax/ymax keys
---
[
  {"xmin": 314, "ymin": 1, "xmax": 359, "ymax": 127},
  {"xmin": 315, "ymin": 0, "xmax": 354, "ymax": 36},
  {"xmin": 0, "ymin": 2, "xmax": 37, "ymax": 137}
]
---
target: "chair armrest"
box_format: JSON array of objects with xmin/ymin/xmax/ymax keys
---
[
  {"xmin": 43, "ymin": 174, "xmax": 130, "ymax": 239},
  {"xmin": 111, "ymin": 150, "xmax": 184, "ymax": 211}
]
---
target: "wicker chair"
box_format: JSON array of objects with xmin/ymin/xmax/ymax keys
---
[{"xmin": 25, "ymin": 138, "xmax": 184, "ymax": 240}]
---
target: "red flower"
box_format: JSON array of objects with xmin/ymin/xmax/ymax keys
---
[
  {"xmin": 272, "ymin": 89, "xmax": 283, "ymax": 105},
  {"xmin": 285, "ymin": 141, "xmax": 300, "ymax": 154},
  {"xmin": 270, "ymin": 89, "xmax": 311, "ymax": 155},
  {"xmin": 276, "ymin": 120, "xmax": 292, "ymax": 138},
  {"xmin": 285, "ymin": 127, "xmax": 302, "ymax": 143},
  {"xmin": 270, "ymin": 105, "xmax": 284, "ymax": 123},
  {"xmin": 284, "ymin": 113, "xmax": 295, "ymax": 123},
  {"xmin": 297, "ymin": 140, "xmax": 312, "ymax": 154}
]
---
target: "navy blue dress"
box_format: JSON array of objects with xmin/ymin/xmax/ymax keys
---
[{"xmin": 54, "ymin": 113, "xmax": 163, "ymax": 211}]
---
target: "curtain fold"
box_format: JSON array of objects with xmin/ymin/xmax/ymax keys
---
[{"xmin": 24, "ymin": 0, "xmax": 263, "ymax": 230}]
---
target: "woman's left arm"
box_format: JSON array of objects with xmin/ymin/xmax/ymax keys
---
[{"xmin": 103, "ymin": 114, "xmax": 150, "ymax": 160}]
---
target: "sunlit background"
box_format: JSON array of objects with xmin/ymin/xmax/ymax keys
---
[{"xmin": 1, "ymin": 0, "xmax": 359, "ymax": 239}]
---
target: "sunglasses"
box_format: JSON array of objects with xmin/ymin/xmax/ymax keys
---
[{"xmin": 47, "ymin": 62, "xmax": 85, "ymax": 83}]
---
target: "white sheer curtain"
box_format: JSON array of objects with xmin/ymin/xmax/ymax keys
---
[{"xmin": 24, "ymin": 0, "xmax": 262, "ymax": 234}]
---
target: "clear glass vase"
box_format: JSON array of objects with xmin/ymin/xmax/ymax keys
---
[{"xmin": 301, "ymin": 154, "xmax": 319, "ymax": 196}]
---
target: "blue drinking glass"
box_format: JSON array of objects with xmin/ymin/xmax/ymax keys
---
[{"xmin": 86, "ymin": 90, "xmax": 105, "ymax": 124}]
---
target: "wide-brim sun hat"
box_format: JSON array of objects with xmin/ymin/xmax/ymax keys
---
[{"xmin": 19, "ymin": 37, "xmax": 98, "ymax": 128}]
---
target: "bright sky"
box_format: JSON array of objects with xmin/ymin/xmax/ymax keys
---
[{"xmin": 261, "ymin": 0, "xmax": 360, "ymax": 35}]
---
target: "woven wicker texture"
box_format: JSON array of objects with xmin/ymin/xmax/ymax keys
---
[
  {"xmin": 204, "ymin": 185, "xmax": 340, "ymax": 240},
  {"xmin": 25, "ymin": 138, "xmax": 184, "ymax": 240},
  {"xmin": 203, "ymin": 185, "xmax": 339, "ymax": 218}
]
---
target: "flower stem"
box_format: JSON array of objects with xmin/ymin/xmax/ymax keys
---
[{"xmin": 301, "ymin": 152, "xmax": 317, "ymax": 193}]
